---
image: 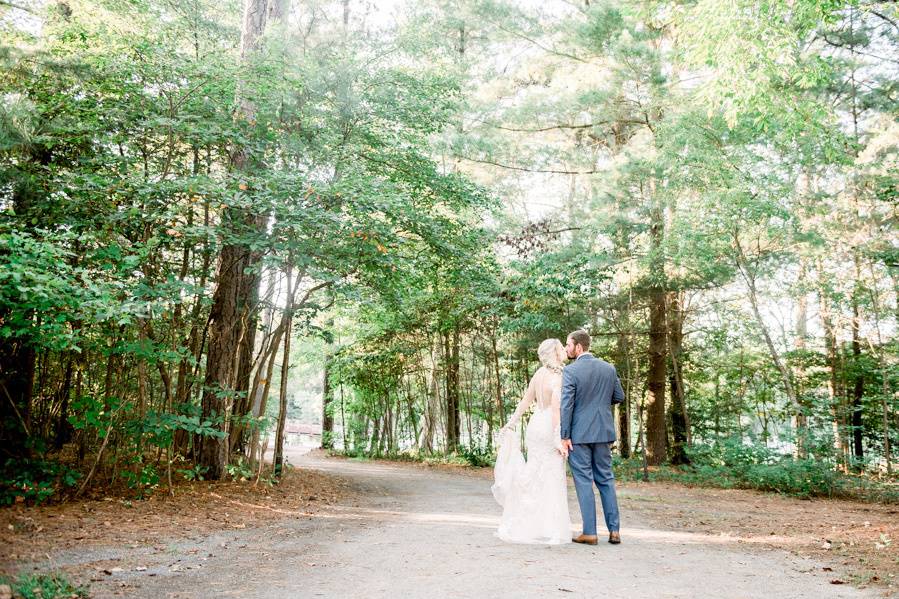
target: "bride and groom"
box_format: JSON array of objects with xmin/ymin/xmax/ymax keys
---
[{"xmin": 492, "ymin": 329, "xmax": 624, "ymax": 546}]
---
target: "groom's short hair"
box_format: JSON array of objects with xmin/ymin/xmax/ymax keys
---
[{"xmin": 568, "ymin": 329, "xmax": 590, "ymax": 352}]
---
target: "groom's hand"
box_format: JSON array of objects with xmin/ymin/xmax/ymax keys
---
[{"xmin": 561, "ymin": 439, "xmax": 573, "ymax": 453}]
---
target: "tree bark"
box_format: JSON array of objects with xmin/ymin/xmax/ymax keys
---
[
  {"xmin": 321, "ymin": 350, "xmax": 334, "ymax": 449},
  {"xmin": 420, "ymin": 345, "xmax": 439, "ymax": 454},
  {"xmin": 199, "ymin": 241, "xmax": 247, "ymax": 478},
  {"xmin": 444, "ymin": 327, "xmax": 461, "ymax": 452},
  {"xmin": 851, "ymin": 265, "xmax": 865, "ymax": 467},
  {"xmin": 248, "ymin": 283, "xmax": 290, "ymax": 463},
  {"xmin": 862, "ymin": 262, "xmax": 892, "ymax": 476},
  {"xmin": 793, "ymin": 262, "xmax": 809, "ymax": 458},
  {"xmin": 0, "ymin": 335, "xmax": 35, "ymax": 460},
  {"xmin": 666, "ymin": 292, "xmax": 690, "ymax": 465},
  {"xmin": 819, "ymin": 283, "xmax": 848, "ymax": 469},
  {"xmin": 53, "ymin": 357, "xmax": 73, "ymax": 450},
  {"xmin": 615, "ymin": 327, "xmax": 631, "ymax": 458},
  {"xmin": 645, "ymin": 196, "xmax": 668, "ymax": 465},
  {"xmin": 273, "ymin": 265, "xmax": 294, "ymax": 478},
  {"xmin": 491, "ymin": 327, "xmax": 504, "ymax": 431},
  {"xmin": 199, "ymin": 0, "xmax": 280, "ymax": 479}
]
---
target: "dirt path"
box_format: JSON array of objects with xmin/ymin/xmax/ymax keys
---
[{"xmin": 22, "ymin": 451, "xmax": 891, "ymax": 599}]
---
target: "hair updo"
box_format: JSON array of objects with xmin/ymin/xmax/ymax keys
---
[{"xmin": 537, "ymin": 339, "xmax": 564, "ymax": 374}]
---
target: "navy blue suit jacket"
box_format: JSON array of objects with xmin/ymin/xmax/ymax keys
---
[{"xmin": 560, "ymin": 353, "xmax": 625, "ymax": 444}]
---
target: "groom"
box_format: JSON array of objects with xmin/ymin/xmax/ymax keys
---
[{"xmin": 560, "ymin": 329, "xmax": 623, "ymax": 545}]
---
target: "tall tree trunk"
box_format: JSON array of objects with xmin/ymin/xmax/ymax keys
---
[
  {"xmin": 137, "ymin": 327, "xmax": 149, "ymax": 422},
  {"xmin": 232, "ymin": 296, "xmax": 260, "ymax": 438},
  {"xmin": 667, "ymin": 292, "xmax": 690, "ymax": 465},
  {"xmin": 882, "ymin": 377, "xmax": 892, "ymax": 475},
  {"xmin": 404, "ymin": 375, "xmax": 420, "ymax": 450},
  {"xmin": 444, "ymin": 327, "xmax": 461, "ymax": 452},
  {"xmin": 793, "ymin": 261, "xmax": 809, "ymax": 458},
  {"xmin": 273, "ymin": 265, "xmax": 294, "ymax": 478},
  {"xmin": 369, "ymin": 417, "xmax": 381, "ymax": 455},
  {"xmin": 615, "ymin": 326, "xmax": 631, "ymax": 458},
  {"xmin": 862, "ymin": 261, "xmax": 892, "ymax": 476},
  {"xmin": 491, "ymin": 326, "xmax": 504, "ymax": 430},
  {"xmin": 421, "ymin": 347, "xmax": 439, "ymax": 454},
  {"xmin": 200, "ymin": 241, "xmax": 246, "ymax": 478},
  {"xmin": 236, "ymin": 267, "xmax": 279, "ymax": 454},
  {"xmin": 248, "ymin": 286, "xmax": 290, "ymax": 463},
  {"xmin": 819, "ymin": 283, "xmax": 848, "ymax": 469},
  {"xmin": 339, "ymin": 380, "xmax": 347, "ymax": 450},
  {"xmin": 199, "ymin": 0, "xmax": 280, "ymax": 479},
  {"xmin": 53, "ymin": 357, "xmax": 73, "ymax": 450},
  {"xmin": 0, "ymin": 335, "xmax": 36, "ymax": 460},
  {"xmin": 851, "ymin": 266, "xmax": 864, "ymax": 468},
  {"xmin": 645, "ymin": 195, "xmax": 668, "ymax": 465},
  {"xmin": 321, "ymin": 350, "xmax": 334, "ymax": 450}
]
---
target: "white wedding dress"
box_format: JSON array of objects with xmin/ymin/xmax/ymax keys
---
[{"xmin": 492, "ymin": 366, "xmax": 571, "ymax": 545}]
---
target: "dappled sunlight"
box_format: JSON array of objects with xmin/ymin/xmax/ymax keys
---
[
  {"xmin": 622, "ymin": 527, "xmax": 804, "ymax": 547},
  {"xmin": 319, "ymin": 505, "xmax": 499, "ymax": 529},
  {"xmin": 299, "ymin": 460, "xmax": 442, "ymax": 480},
  {"xmin": 220, "ymin": 498, "xmax": 312, "ymax": 517}
]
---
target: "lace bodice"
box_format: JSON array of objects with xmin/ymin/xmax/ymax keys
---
[{"xmin": 506, "ymin": 366, "xmax": 563, "ymax": 434}]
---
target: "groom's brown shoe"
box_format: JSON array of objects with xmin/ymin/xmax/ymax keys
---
[
  {"xmin": 572, "ymin": 534, "xmax": 598, "ymax": 545},
  {"xmin": 608, "ymin": 531, "xmax": 621, "ymax": 544}
]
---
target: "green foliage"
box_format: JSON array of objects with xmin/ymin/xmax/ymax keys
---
[
  {"xmin": 616, "ymin": 440, "xmax": 899, "ymax": 503},
  {"xmin": 0, "ymin": 0, "xmax": 895, "ymax": 503},
  {"xmin": 0, "ymin": 458, "xmax": 80, "ymax": 505},
  {"xmin": 68, "ymin": 395, "xmax": 119, "ymax": 432},
  {"xmin": 177, "ymin": 464, "xmax": 209, "ymax": 482},
  {"xmin": 119, "ymin": 458, "xmax": 159, "ymax": 498},
  {"xmin": 0, "ymin": 227, "xmax": 100, "ymax": 351},
  {"xmin": 0, "ymin": 573, "xmax": 89, "ymax": 599},
  {"xmin": 457, "ymin": 445, "xmax": 496, "ymax": 468},
  {"xmin": 335, "ymin": 448, "xmax": 496, "ymax": 469},
  {"xmin": 225, "ymin": 456, "xmax": 255, "ymax": 481}
]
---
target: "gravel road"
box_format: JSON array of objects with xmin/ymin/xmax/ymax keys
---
[{"xmin": 44, "ymin": 451, "xmax": 881, "ymax": 599}]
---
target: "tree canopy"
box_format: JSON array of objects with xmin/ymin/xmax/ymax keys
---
[{"xmin": 1, "ymin": 0, "xmax": 896, "ymax": 503}]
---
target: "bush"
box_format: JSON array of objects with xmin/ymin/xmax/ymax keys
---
[
  {"xmin": 457, "ymin": 445, "xmax": 495, "ymax": 468},
  {"xmin": 738, "ymin": 460, "xmax": 840, "ymax": 498},
  {"xmin": 331, "ymin": 447, "xmax": 498, "ymax": 468},
  {"xmin": 615, "ymin": 441, "xmax": 899, "ymax": 503},
  {"xmin": 225, "ymin": 456, "xmax": 255, "ymax": 481},
  {"xmin": 0, "ymin": 458, "xmax": 81, "ymax": 505},
  {"xmin": 0, "ymin": 573, "xmax": 88, "ymax": 599}
]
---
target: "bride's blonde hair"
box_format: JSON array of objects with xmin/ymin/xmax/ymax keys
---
[{"xmin": 537, "ymin": 339, "xmax": 564, "ymax": 374}]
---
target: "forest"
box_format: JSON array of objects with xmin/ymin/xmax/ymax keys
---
[{"xmin": 1, "ymin": 0, "xmax": 897, "ymax": 506}]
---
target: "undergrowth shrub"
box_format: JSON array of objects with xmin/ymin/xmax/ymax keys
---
[
  {"xmin": 615, "ymin": 439, "xmax": 899, "ymax": 503},
  {"xmin": 0, "ymin": 572, "xmax": 88, "ymax": 599},
  {"xmin": 0, "ymin": 458, "xmax": 81, "ymax": 505}
]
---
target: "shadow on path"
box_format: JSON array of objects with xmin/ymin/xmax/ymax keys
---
[{"xmin": 56, "ymin": 451, "xmax": 880, "ymax": 598}]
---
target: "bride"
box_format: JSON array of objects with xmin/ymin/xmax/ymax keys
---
[{"xmin": 492, "ymin": 338, "xmax": 571, "ymax": 545}]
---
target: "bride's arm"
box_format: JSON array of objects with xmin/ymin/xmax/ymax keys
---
[
  {"xmin": 503, "ymin": 370, "xmax": 538, "ymax": 430},
  {"xmin": 551, "ymin": 376, "xmax": 566, "ymax": 456}
]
